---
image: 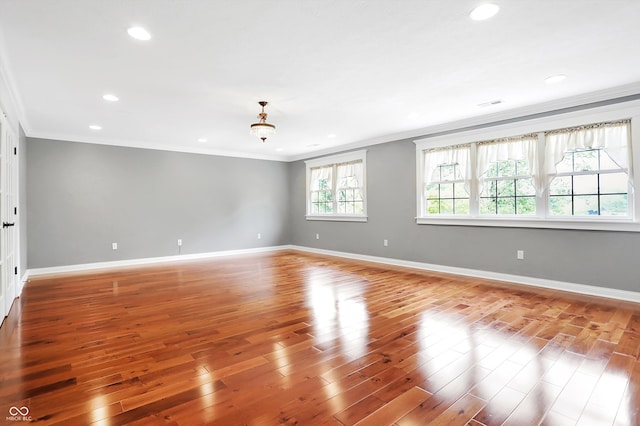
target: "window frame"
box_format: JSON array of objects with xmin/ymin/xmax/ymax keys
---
[
  {"xmin": 415, "ymin": 101, "xmax": 640, "ymax": 232},
  {"xmin": 305, "ymin": 149, "xmax": 367, "ymax": 222}
]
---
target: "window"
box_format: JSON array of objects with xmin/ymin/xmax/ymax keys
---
[
  {"xmin": 477, "ymin": 135, "xmax": 538, "ymax": 216},
  {"xmin": 425, "ymin": 163, "xmax": 470, "ymax": 215},
  {"xmin": 423, "ymin": 145, "xmax": 470, "ymax": 215},
  {"xmin": 306, "ymin": 150, "xmax": 367, "ymax": 221},
  {"xmin": 309, "ymin": 165, "xmax": 333, "ymax": 214},
  {"xmin": 545, "ymin": 120, "xmax": 631, "ymax": 217},
  {"xmin": 480, "ymin": 159, "xmax": 537, "ymax": 215},
  {"xmin": 415, "ymin": 108, "xmax": 637, "ymax": 231},
  {"xmin": 548, "ymin": 149, "xmax": 629, "ymax": 216},
  {"xmin": 336, "ymin": 161, "xmax": 365, "ymax": 214}
]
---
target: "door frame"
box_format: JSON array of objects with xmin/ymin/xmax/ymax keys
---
[{"xmin": 0, "ymin": 109, "xmax": 19, "ymax": 321}]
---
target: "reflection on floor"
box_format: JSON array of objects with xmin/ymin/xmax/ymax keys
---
[{"xmin": 0, "ymin": 250, "xmax": 638, "ymax": 425}]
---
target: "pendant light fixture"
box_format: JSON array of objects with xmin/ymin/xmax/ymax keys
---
[{"xmin": 250, "ymin": 101, "xmax": 276, "ymax": 142}]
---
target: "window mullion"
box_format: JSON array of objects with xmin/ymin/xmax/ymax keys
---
[
  {"xmin": 332, "ymin": 164, "xmax": 338, "ymax": 214},
  {"xmin": 469, "ymin": 143, "xmax": 479, "ymax": 217},
  {"xmin": 536, "ymin": 132, "xmax": 547, "ymax": 218},
  {"xmin": 632, "ymin": 117, "xmax": 640, "ymax": 221}
]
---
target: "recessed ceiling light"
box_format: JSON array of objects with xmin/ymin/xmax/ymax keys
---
[
  {"xmin": 127, "ymin": 27, "xmax": 151, "ymax": 41},
  {"xmin": 197, "ymin": 138, "xmax": 207, "ymax": 143},
  {"xmin": 470, "ymin": 3, "xmax": 500, "ymax": 21},
  {"xmin": 407, "ymin": 112, "xmax": 420, "ymax": 120},
  {"xmin": 545, "ymin": 74, "xmax": 567, "ymax": 84},
  {"xmin": 275, "ymin": 147, "xmax": 284, "ymax": 152},
  {"xmin": 327, "ymin": 134, "xmax": 337, "ymax": 139},
  {"xmin": 89, "ymin": 125, "xmax": 102, "ymax": 130},
  {"xmin": 102, "ymin": 94, "xmax": 119, "ymax": 102}
]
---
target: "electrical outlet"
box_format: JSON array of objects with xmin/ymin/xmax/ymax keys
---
[
  {"xmin": 517, "ymin": 250, "xmax": 524, "ymax": 260},
  {"xmin": 316, "ymin": 233, "xmax": 320, "ymax": 240},
  {"xmin": 177, "ymin": 239, "xmax": 182, "ymax": 247},
  {"xmin": 383, "ymin": 239, "xmax": 388, "ymax": 247},
  {"xmin": 112, "ymin": 242, "xmax": 118, "ymax": 250}
]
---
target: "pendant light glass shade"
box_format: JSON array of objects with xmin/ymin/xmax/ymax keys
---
[{"xmin": 250, "ymin": 101, "xmax": 276, "ymax": 142}]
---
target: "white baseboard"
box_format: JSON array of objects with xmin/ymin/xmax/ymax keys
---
[
  {"xmin": 23, "ymin": 244, "xmax": 640, "ymax": 304},
  {"xmin": 25, "ymin": 245, "xmax": 293, "ymax": 278},
  {"xmin": 289, "ymin": 245, "xmax": 640, "ymax": 304}
]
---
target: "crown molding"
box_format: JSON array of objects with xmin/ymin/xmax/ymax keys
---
[
  {"xmin": 17, "ymin": 77, "xmax": 640, "ymax": 164},
  {"xmin": 26, "ymin": 131, "xmax": 288, "ymax": 162},
  {"xmin": 0, "ymin": 29, "xmax": 29, "ymax": 131},
  {"xmin": 286, "ymin": 83, "xmax": 640, "ymax": 162}
]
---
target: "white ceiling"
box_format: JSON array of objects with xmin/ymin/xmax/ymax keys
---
[{"xmin": 0, "ymin": 0, "xmax": 639, "ymax": 161}]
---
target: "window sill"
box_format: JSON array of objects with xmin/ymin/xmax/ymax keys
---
[
  {"xmin": 306, "ymin": 215, "xmax": 368, "ymax": 222},
  {"xmin": 415, "ymin": 216, "xmax": 640, "ymax": 232}
]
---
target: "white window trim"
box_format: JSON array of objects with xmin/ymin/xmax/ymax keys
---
[
  {"xmin": 414, "ymin": 100, "xmax": 640, "ymax": 232},
  {"xmin": 305, "ymin": 149, "xmax": 367, "ymax": 222}
]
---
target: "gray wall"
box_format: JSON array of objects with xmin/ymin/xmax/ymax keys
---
[
  {"xmin": 27, "ymin": 138, "xmax": 290, "ymax": 268},
  {"xmin": 19, "ymin": 125, "xmax": 27, "ymax": 277},
  {"xmin": 23, "ymin": 119, "xmax": 640, "ymax": 293},
  {"xmin": 288, "ymin": 138, "xmax": 640, "ymax": 293}
]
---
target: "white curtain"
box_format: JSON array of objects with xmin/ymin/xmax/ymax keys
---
[
  {"xmin": 423, "ymin": 145, "xmax": 471, "ymax": 194},
  {"xmin": 544, "ymin": 120, "xmax": 632, "ymax": 188},
  {"xmin": 310, "ymin": 165, "xmax": 333, "ymax": 191},
  {"xmin": 476, "ymin": 135, "xmax": 540, "ymax": 195},
  {"xmin": 337, "ymin": 161, "xmax": 363, "ymax": 188},
  {"xmin": 336, "ymin": 160, "xmax": 364, "ymax": 199}
]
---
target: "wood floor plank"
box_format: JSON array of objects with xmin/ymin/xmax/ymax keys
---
[
  {"xmin": 473, "ymin": 385, "xmax": 526, "ymax": 426},
  {"xmin": 334, "ymin": 394, "xmax": 387, "ymax": 426},
  {"xmin": 353, "ymin": 386, "xmax": 431, "ymax": 426},
  {"xmin": 502, "ymin": 381, "xmax": 563, "ymax": 426},
  {"xmin": 424, "ymin": 393, "xmax": 486, "ymax": 426},
  {"xmin": 1, "ymin": 250, "xmax": 639, "ymax": 425}
]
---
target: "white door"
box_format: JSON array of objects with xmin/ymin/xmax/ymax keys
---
[{"xmin": 0, "ymin": 110, "xmax": 18, "ymax": 321}]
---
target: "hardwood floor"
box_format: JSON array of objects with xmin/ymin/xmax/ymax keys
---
[{"xmin": 1, "ymin": 250, "xmax": 640, "ymax": 425}]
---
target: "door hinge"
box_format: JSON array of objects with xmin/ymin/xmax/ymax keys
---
[
  {"xmin": 13, "ymin": 147, "xmax": 16, "ymax": 155},
  {"xmin": 14, "ymin": 266, "xmax": 17, "ymax": 275},
  {"xmin": 14, "ymin": 206, "xmax": 17, "ymax": 215}
]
